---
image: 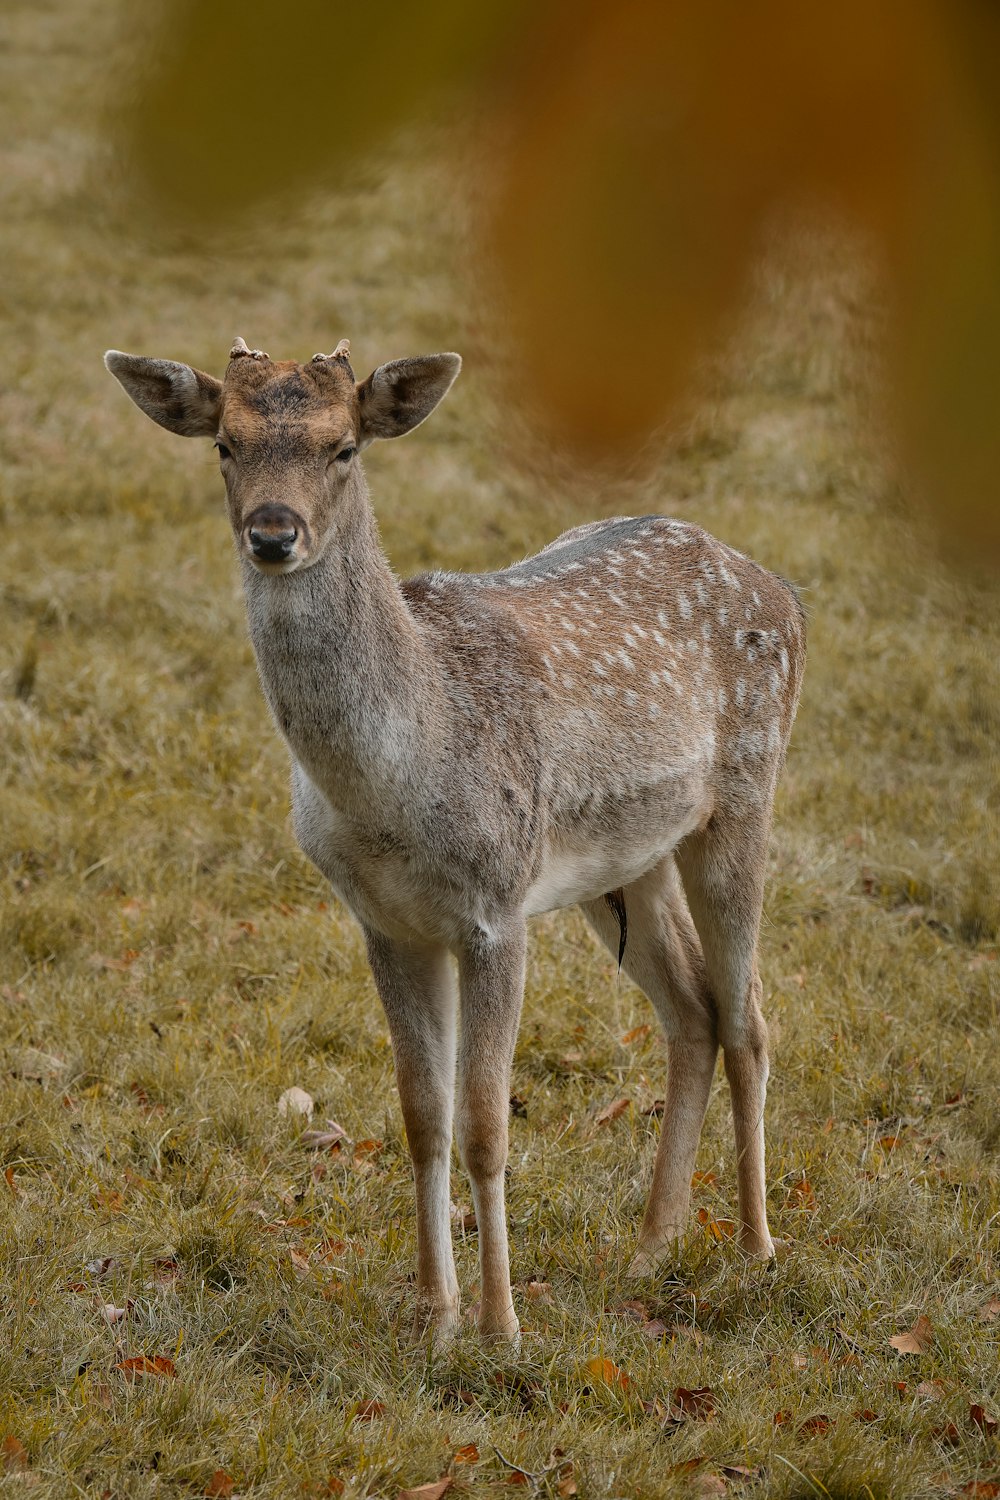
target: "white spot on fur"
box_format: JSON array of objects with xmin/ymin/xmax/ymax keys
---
[
  {"xmin": 616, "ymin": 649, "xmax": 635, "ymax": 672},
  {"xmin": 735, "ymin": 678, "xmax": 746, "ymax": 707},
  {"xmin": 694, "ymin": 578, "xmax": 708, "ymax": 606},
  {"xmin": 677, "ymin": 592, "xmax": 692, "ymax": 621},
  {"xmin": 592, "ymin": 660, "xmax": 607, "ymax": 677},
  {"xmin": 625, "ymin": 688, "xmax": 639, "ymax": 706}
]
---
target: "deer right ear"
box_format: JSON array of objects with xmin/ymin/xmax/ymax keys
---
[{"xmin": 104, "ymin": 351, "xmax": 222, "ymax": 438}]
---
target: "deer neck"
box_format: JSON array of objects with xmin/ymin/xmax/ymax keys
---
[{"xmin": 240, "ymin": 474, "xmax": 441, "ymax": 816}]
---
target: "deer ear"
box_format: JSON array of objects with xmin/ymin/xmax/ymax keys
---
[
  {"xmin": 357, "ymin": 353, "xmax": 461, "ymax": 444},
  {"xmin": 104, "ymin": 351, "xmax": 222, "ymax": 437}
]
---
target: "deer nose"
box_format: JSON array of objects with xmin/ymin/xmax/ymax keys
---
[
  {"xmin": 244, "ymin": 505, "xmax": 302, "ymax": 564},
  {"xmin": 249, "ymin": 525, "xmax": 297, "ymax": 562}
]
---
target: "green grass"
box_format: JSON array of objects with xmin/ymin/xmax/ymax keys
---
[{"xmin": 1, "ymin": 1, "xmax": 999, "ymax": 1496}]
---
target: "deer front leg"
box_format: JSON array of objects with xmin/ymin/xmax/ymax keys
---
[
  {"xmin": 456, "ymin": 921, "xmax": 527, "ymax": 1342},
  {"xmin": 365, "ymin": 930, "xmax": 460, "ymax": 1343}
]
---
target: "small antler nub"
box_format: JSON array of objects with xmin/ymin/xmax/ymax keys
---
[
  {"xmin": 311, "ymin": 339, "xmax": 352, "ymax": 365},
  {"xmin": 230, "ymin": 336, "xmax": 270, "ymax": 361}
]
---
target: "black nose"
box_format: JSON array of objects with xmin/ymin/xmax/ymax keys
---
[{"xmin": 248, "ymin": 525, "xmax": 297, "ymax": 562}]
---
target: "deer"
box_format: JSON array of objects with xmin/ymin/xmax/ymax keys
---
[{"xmin": 104, "ymin": 336, "xmax": 806, "ymax": 1344}]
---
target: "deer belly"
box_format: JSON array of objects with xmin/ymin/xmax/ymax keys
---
[{"xmin": 524, "ymin": 839, "xmax": 666, "ymax": 914}]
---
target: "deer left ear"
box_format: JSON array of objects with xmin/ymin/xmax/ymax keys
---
[
  {"xmin": 104, "ymin": 351, "xmax": 223, "ymax": 438},
  {"xmin": 357, "ymin": 353, "xmax": 461, "ymax": 445}
]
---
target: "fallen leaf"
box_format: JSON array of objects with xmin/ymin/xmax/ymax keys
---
[
  {"xmin": 204, "ymin": 1472, "xmax": 235, "ymax": 1498},
  {"xmin": 611, "ymin": 1298, "xmax": 650, "ymax": 1324},
  {"xmin": 671, "ymin": 1386, "xmax": 716, "ymax": 1421},
  {"xmin": 772, "ymin": 1410, "xmax": 792, "ymax": 1426},
  {"xmin": 353, "ymin": 1138, "xmax": 384, "ymax": 1169},
  {"xmin": 594, "ymin": 1097, "xmax": 630, "ymax": 1126},
  {"xmin": 4, "ymin": 1167, "xmax": 15, "ymax": 1196},
  {"xmin": 450, "ymin": 1202, "xmax": 477, "ymax": 1232},
  {"xmin": 585, "ymin": 1356, "xmax": 630, "ymax": 1389},
  {"xmin": 784, "ymin": 1177, "xmax": 817, "ymax": 1212},
  {"xmin": 643, "ymin": 1099, "xmax": 665, "ymax": 1118},
  {"xmin": 115, "ymin": 1355, "xmax": 177, "ymax": 1381},
  {"xmin": 524, "ymin": 1281, "xmax": 552, "ymax": 1303},
  {"xmin": 1, "ymin": 1437, "xmax": 28, "ymax": 1471},
  {"xmin": 452, "ymin": 1444, "xmax": 479, "ymax": 1465},
  {"xmin": 278, "ymin": 1086, "xmax": 314, "ymax": 1118},
  {"xmin": 556, "ymin": 1460, "xmax": 577, "ymax": 1498},
  {"xmin": 721, "ymin": 1464, "xmax": 763, "ymax": 1484},
  {"xmin": 101, "ymin": 1303, "xmax": 131, "ymax": 1325},
  {"xmin": 353, "ymin": 1399, "xmax": 386, "ymax": 1422},
  {"xmin": 289, "ymin": 1247, "xmax": 312, "ymax": 1277},
  {"xmin": 854, "ymin": 1410, "xmax": 880, "ymax": 1423},
  {"xmin": 933, "ymin": 1421, "xmax": 961, "ymax": 1447},
  {"xmin": 691, "ymin": 1170, "xmax": 717, "ymax": 1188},
  {"xmin": 878, "ymin": 1134, "xmax": 903, "ymax": 1152},
  {"xmin": 798, "ymin": 1413, "xmax": 833, "ymax": 1436},
  {"xmin": 398, "ymin": 1481, "xmax": 452, "ymax": 1500},
  {"xmin": 977, "ymin": 1298, "xmax": 1000, "ymax": 1322},
  {"xmin": 971, "ymin": 1404, "xmax": 999, "ymax": 1436},
  {"xmin": 697, "ymin": 1208, "xmax": 737, "ymax": 1240},
  {"xmin": 301, "ymin": 1120, "xmax": 349, "ymax": 1150},
  {"xmin": 890, "ymin": 1314, "xmax": 934, "ymax": 1354},
  {"xmin": 692, "ymin": 1477, "xmax": 727, "ymax": 1498},
  {"xmin": 916, "ymin": 1380, "xmax": 947, "ymax": 1401},
  {"xmin": 622, "ymin": 1024, "xmax": 651, "ymax": 1045},
  {"xmin": 960, "ymin": 1483, "xmax": 1000, "ymax": 1498}
]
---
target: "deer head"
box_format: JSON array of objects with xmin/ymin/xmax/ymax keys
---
[{"xmin": 104, "ymin": 339, "xmax": 461, "ymax": 573}]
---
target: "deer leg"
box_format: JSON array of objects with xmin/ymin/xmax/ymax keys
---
[
  {"xmin": 676, "ymin": 814, "xmax": 775, "ymax": 1257},
  {"xmin": 582, "ymin": 858, "xmax": 718, "ymax": 1272},
  {"xmin": 365, "ymin": 929, "xmax": 460, "ymax": 1341},
  {"xmin": 455, "ymin": 921, "xmax": 527, "ymax": 1342}
]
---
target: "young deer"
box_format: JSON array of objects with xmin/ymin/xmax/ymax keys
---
[{"xmin": 105, "ymin": 337, "xmax": 805, "ymax": 1343}]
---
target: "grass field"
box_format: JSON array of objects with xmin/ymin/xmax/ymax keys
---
[{"xmin": 2, "ymin": 2, "xmax": 999, "ymax": 1496}]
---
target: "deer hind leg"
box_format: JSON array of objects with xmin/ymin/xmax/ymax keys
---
[
  {"xmin": 581, "ymin": 858, "xmax": 719, "ymax": 1273},
  {"xmin": 455, "ymin": 921, "xmax": 527, "ymax": 1342},
  {"xmin": 675, "ymin": 809, "xmax": 775, "ymax": 1258},
  {"xmin": 365, "ymin": 930, "xmax": 460, "ymax": 1343}
]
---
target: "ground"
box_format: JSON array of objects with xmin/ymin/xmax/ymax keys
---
[{"xmin": 1, "ymin": 2, "xmax": 999, "ymax": 1497}]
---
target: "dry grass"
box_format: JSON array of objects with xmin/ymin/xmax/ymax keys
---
[{"xmin": 2, "ymin": 2, "xmax": 999, "ymax": 1496}]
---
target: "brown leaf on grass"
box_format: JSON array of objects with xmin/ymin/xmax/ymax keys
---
[
  {"xmin": 450, "ymin": 1202, "xmax": 477, "ymax": 1233},
  {"xmin": 854, "ymin": 1409, "xmax": 880, "ymax": 1423},
  {"xmin": 721, "ymin": 1464, "xmax": 763, "ymax": 1484},
  {"xmin": 524, "ymin": 1281, "xmax": 552, "ymax": 1304},
  {"xmin": 784, "ymin": 1177, "xmax": 817, "ymax": 1212},
  {"xmin": 978, "ymin": 1298, "xmax": 1000, "ymax": 1322},
  {"xmin": 933, "ymin": 1421, "xmax": 962, "ymax": 1447},
  {"xmin": 91, "ymin": 1188, "xmax": 125, "ymax": 1214},
  {"xmin": 555, "ymin": 1460, "xmax": 577, "ymax": 1498},
  {"xmin": 670, "ymin": 1386, "xmax": 716, "ymax": 1421},
  {"xmin": 204, "ymin": 1472, "xmax": 235, "ymax": 1498},
  {"xmin": 691, "ymin": 1476, "xmax": 727, "ymax": 1498},
  {"xmin": 594, "ymin": 1097, "xmax": 630, "ymax": 1126},
  {"xmin": 300, "ymin": 1120, "xmax": 349, "ymax": 1151},
  {"xmin": 611, "ymin": 1298, "xmax": 650, "ymax": 1324},
  {"xmin": 115, "ymin": 1355, "xmax": 177, "ymax": 1381},
  {"xmin": 585, "ymin": 1357, "xmax": 630, "ymax": 1389},
  {"xmin": 971, "ymin": 1404, "xmax": 1000, "ymax": 1436},
  {"xmin": 398, "ymin": 1481, "xmax": 452, "ymax": 1500},
  {"xmin": 878, "ymin": 1134, "xmax": 903, "ymax": 1152},
  {"xmin": 353, "ymin": 1138, "xmax": 384, "ymax": 1169},
  {"xmin": 4, "ymin": 1166, "xmax": 15, "ymax": 1196},
  {"xmin": 960, "ymin": 1483, "xmax": 1000, "ymax": 1498},
  {"xmin": 89, "ymin": 951, "xmax": 139, "ymax": 972},
  {"xmin": 621, "ymin": 1024, "xmax": 651, "ymax": 1045},
  {"xmin": 691, "ymin": 1170, "xmax": 717, "ymax": 1188},
  {"xmin": 643, "ymin": 1099, "xmax": 665, "ymax": 1118},
  {"xmin": 798, "ymin": 1413, "xmax": 833, "ymax": 1436},
  {"xmin": 916, "ymin": 1380, "xmax": 947, "ymax": 1401},
  {"xmin": 890, "ymin": 1314, "xmax": 934, "ymax": 1354},
  {"xmin": 289, "ymin": 1247, "xmax": 312, "ymax": 1277},
  {"xmin": 1, "ymin": 1437, "xmax": 28, "ymax": 1471},
  {"xmin": 697, "ymin": 1208, "xmax": 737, "ymax": 1240},
  {"xmin": 451, "ymin": 1444, "xmax": 479, "ymax": 1465},
  {"xmin": 353, "ymin": 1398, "xmax": 386, "ymax": 1422},
  {"xmin": 772, "ymin": 1410, "xmax": 792, "ymax": 1426}
]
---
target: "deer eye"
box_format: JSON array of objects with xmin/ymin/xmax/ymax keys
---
[
  {"xmin": 334, "ymin": 445, "xmax": 356, "ymax": 464},
  {"xmin": 215, "ymin": 441, "xmax": 232, "ymax": 461}
]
